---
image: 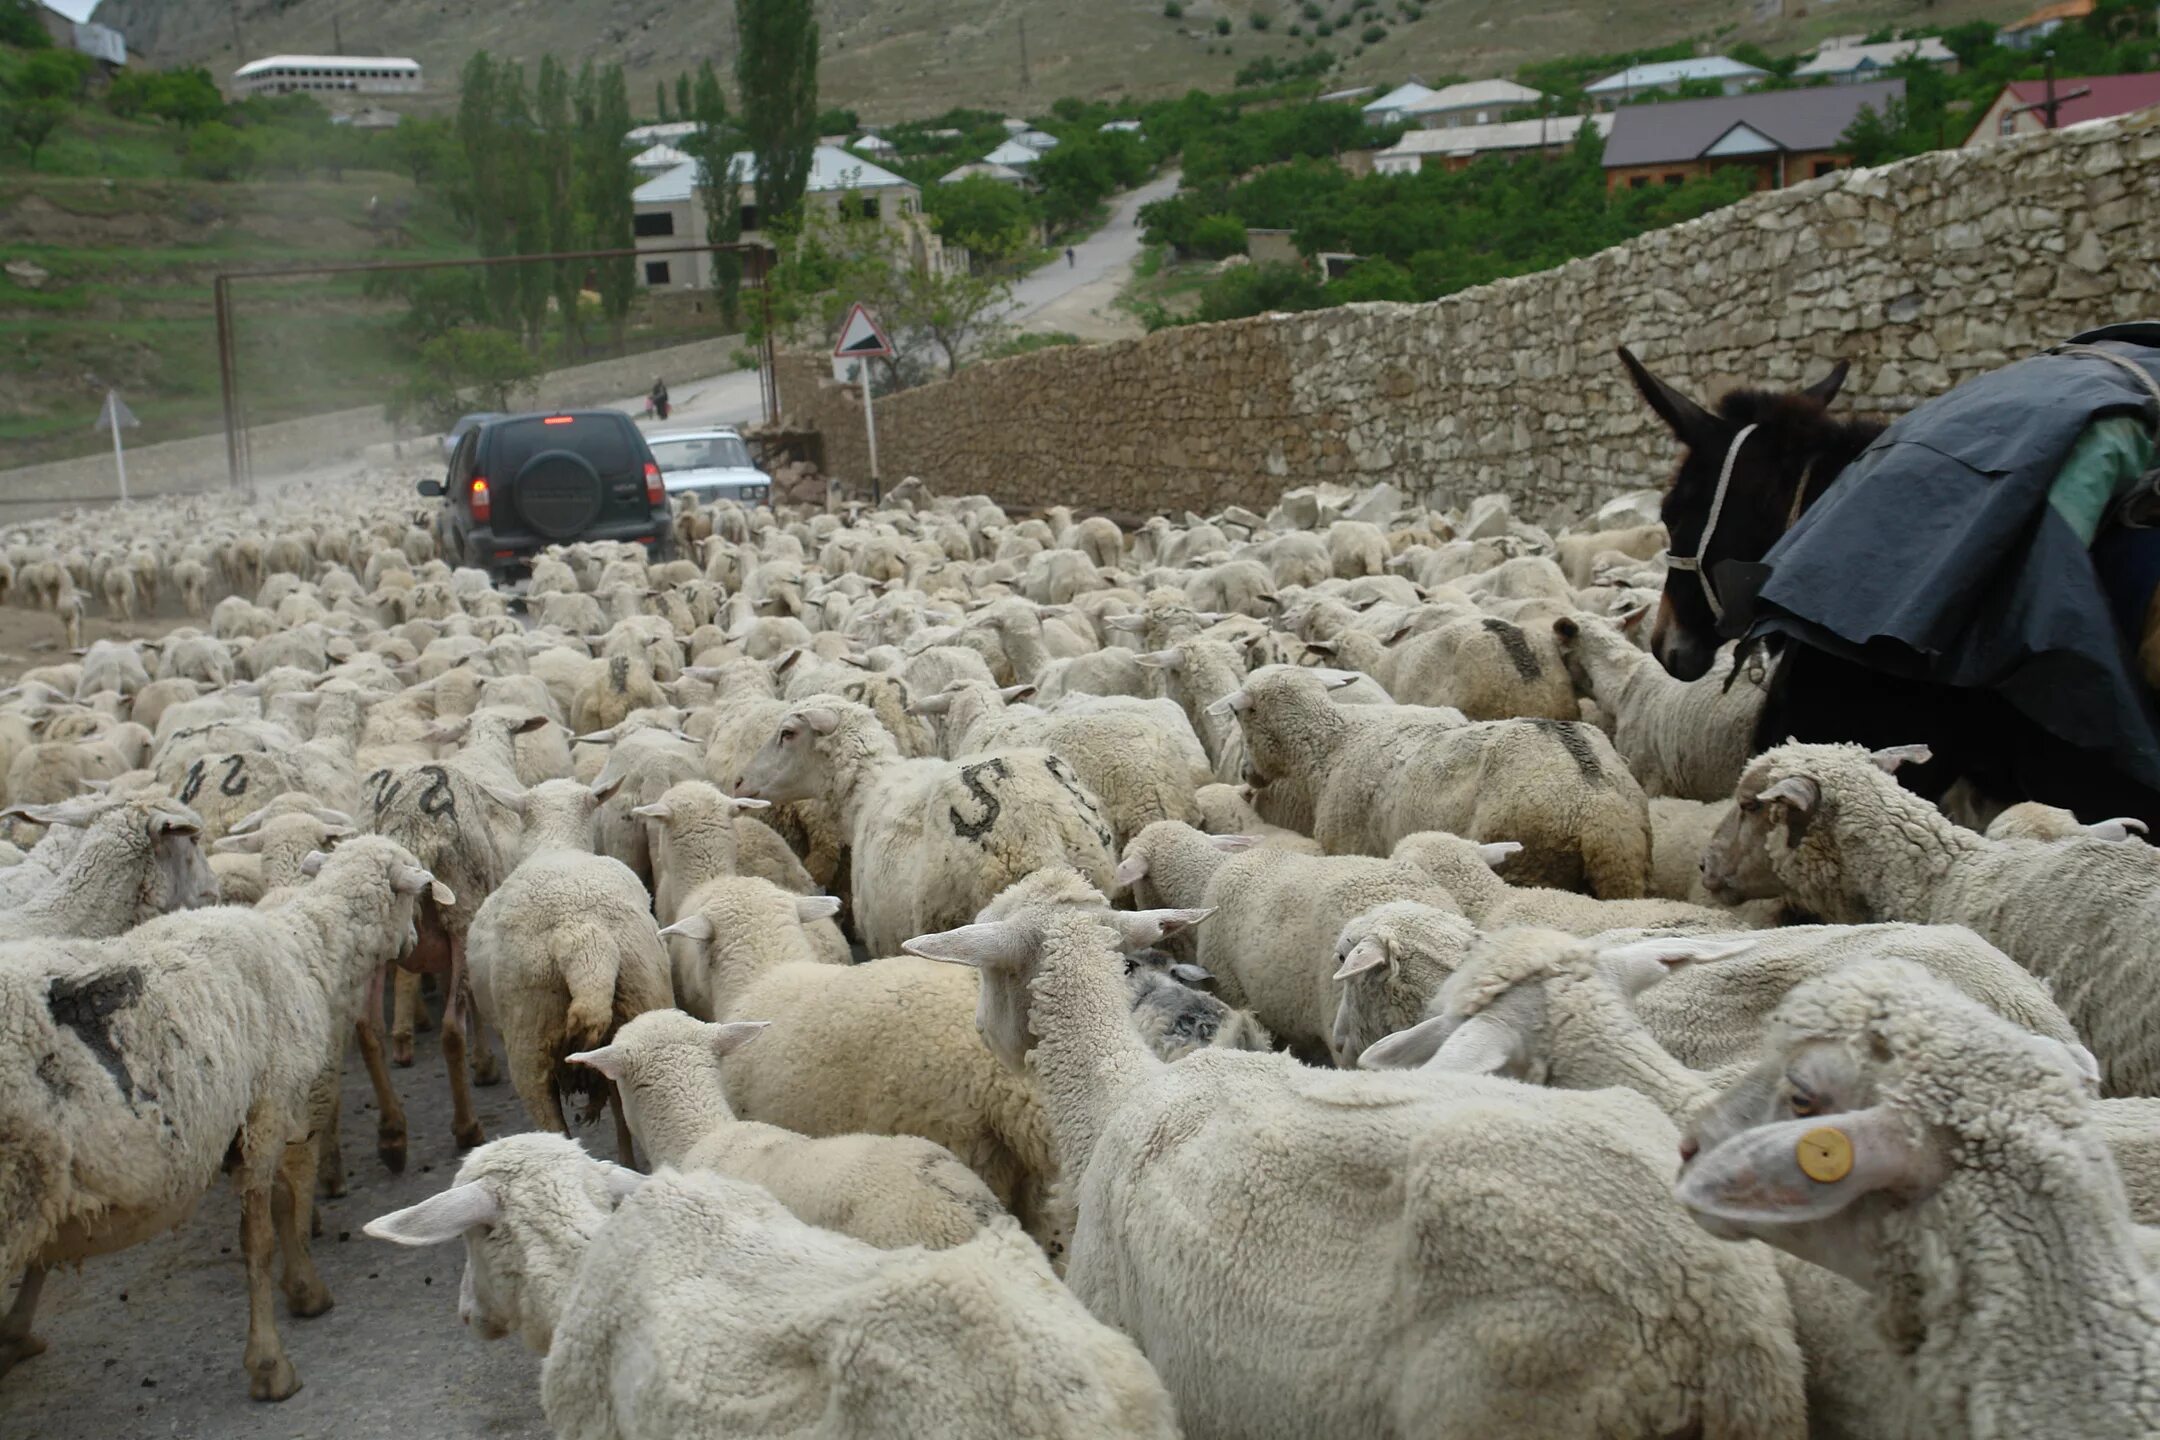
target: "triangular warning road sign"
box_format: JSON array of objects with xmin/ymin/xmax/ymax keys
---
[{"xmin": 834, "ymin": 302, "xmax": 893, "ymax": 359}]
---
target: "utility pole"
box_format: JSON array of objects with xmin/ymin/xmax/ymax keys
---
[
  {"xmin": 2004, "ymin": 49, "xmax": 2090, "ymax": 132},
  {"xmin": 1018, "ymin": 16, "xmax": 1032, "ymax": 94},
  {"xmin": 228, "ymin": 0, "xmax": 245, "ymax": 59}
]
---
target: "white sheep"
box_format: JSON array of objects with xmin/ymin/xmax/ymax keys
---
[
  {"xmin": 568, "ymin": 1008, "xmax": 1002, "ymax": 1248},
  {"xmin": 464, "ymin": 778, "xmax": 675, "ymax": 1160},
  {"xmin": 631, "ymin": 779, "xmax": 850, "ymax": 965},
  {"xmin": 904, "ymin": 879, "xmax": 1807, "ymax": 1440},
  {"xmin": 1220, "ymin": 667, "xmax": 1653, "ymax": 896},
  {"xmin": 364, "ymin": 1134, "xmax": 1179, "ymax": 1439},
  {"xmin": 0, "ymin": 837, "xmax": 446, "ymax": 1399},
  {"xmin": 732, "ymin": 699, "xmax": 1118, "ymax": 956},
  {"xmin": 1390, "ymin": 829, "xmax": 1743, "ymax": 935},
  {"xmin": 1678, "ymin": 960, "xmax": 2160, "ymax": 1436},
  {"xmin": 0, "ymin": 793, "xmax": 218, "ymax": 937},
  {"xmin": 1707, "ymin": 741, "xmax": 2160, "ymax": 1094},
  {"xmin": 1551, "ymin": 613, "xmax": 1769, "ymax": 801}
]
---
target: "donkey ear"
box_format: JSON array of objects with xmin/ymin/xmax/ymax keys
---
[
  {"xmin": 1616, "ymin": 346, "xmax": 1717, "ymax": 447},
  {"xmin": 1802, "ymin": 359, "xmax": 1850, "ymax": 408}
]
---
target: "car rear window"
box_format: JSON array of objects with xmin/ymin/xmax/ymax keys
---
[{"xmin": 486, "ymin": 416, "xmax": 638, "ymax": 479}]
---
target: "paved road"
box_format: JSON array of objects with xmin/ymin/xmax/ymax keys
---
[{"xmin": 612, "ymin": 367, "xmax": 767, "ymax": 434}]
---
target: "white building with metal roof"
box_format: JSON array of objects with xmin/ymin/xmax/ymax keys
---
[
  {"xmin": 1584, "ymin": 56, "xmax": 1766, "ymax": 109},
  {"xmin": 231, "ymin": 54, "xmax": 422, "ymax": 97}
]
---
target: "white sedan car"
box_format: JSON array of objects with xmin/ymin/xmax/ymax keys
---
[{"xmin": 647, "ymin": 428, "xmax": 773, "ymax": 505}]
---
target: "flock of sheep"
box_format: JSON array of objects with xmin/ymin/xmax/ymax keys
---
[{"xmin": 1, "ymin": 467, "xmax": 2156, "ymax": 1438}]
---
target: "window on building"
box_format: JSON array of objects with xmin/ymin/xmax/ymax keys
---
[
  {"xmin": 1812, "ymin": 160, "xmax": 1839, "ymax": 178},
  {"xmin": 634, "ymin": 211, "xmax": 675, "ymax": 237},
  {"xmin": 644, "ymin": 261, "xmax": 671, "ymax": 285},
  {"xmin": 1999, "ymin": 113, "xmax": 2016, "ymax": 136},
  {"xmin": 1664, "ymin": 173, "xmax": 1684, "ymax": 186},
  {"xmin": 740, "ymin": 204, "xmax": 760, "ymax": 231},
  {"xmin": 1629, "ymin": 175, "xmax": 1649, "ymax": 189},
  {"xmin": 859, "ymin": 197, "xmax": 881, "ymax": 220}
]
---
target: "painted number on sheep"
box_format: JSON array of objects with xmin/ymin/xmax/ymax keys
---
[
  {"xmin": 218, "ymin": 754, "xmax": 249, "ymax": 798},
  {"xmin": 179, "ymin": 759, "xmax": 206, "ymax": 805},
  {"xmin": 366, "ymin": 767, "xmax": 400, "ymax": 816},
  {"xmin": 418, "ymin": 766, "xmax": 457, "ymax": 819},
  {"xmin": 950, "ymin": 757, "xmax": 1009, "ymax": 841},
  {"xmin": 1043, "ymin": 756, "xmax": 1114, "ymax": 850}
]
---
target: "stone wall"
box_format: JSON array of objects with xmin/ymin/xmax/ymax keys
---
[
  {"xmin": 0, "ymin": 332, "xmax": 748, "ymax": 520},
  {"xmin": 787, "ymin": 108, "xmax": 2160, "ymax": 525}
]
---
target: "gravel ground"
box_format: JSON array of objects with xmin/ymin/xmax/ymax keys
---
[{"xmin": 0, "ymin": 1014, "xmax": 612, "ymax": 1438}]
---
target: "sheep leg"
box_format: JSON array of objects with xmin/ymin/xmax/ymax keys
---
[
  {"xmin": 464, "ymin": 975, "xmax": 502, "ymax": 1087},
  {"xmin": 238, "ymin": 1136, "xmax": 300, "ymax": 1401},
  {"xmin": 271, "ymin": 1140, "xmax": 332, "ymax": 1318},
  {"xmin": 312, "ymin": 1059, "xmax": 345, "ymax": 1203},
  {"xmin": 441, "ymin": 942, "xmax": 485, "ymax": 1151},
  {"xmin": 390, "ymin": 967, "xmax": 420, "ymax": 1067},
  {"xmin": 353, "ymin": 997, "xmax": 408, "ymax": 1174},
  {"xmin": 510, "ymin": 1049, "xmax": 567, "ymax": 1136},
  {"xmin": 0, "ymin": 1266, "xmax": 48, "ymax": 1375}
]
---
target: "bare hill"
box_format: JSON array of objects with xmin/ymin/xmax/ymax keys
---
[{"xmin": 104, "ymin": 0, "xmax": 2014, "ymax": 124}]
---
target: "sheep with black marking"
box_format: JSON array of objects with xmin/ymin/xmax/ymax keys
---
[{"xmin": 1551, "ymin": 612, "xmax": 1770, "ymax": 801}]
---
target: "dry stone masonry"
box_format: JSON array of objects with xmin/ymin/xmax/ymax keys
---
[{"xmin": 786, "ymin": 108, "xmax": 2160, "ymax": 525}]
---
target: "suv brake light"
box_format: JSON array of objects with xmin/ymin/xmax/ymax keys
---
[
  {"xmin": 469, "ymin": 476, "xmax": 491, "ymax": 522},
  {"xmin": 644, "ymin": 461, "xmax": 664, "ymax": 507},
  {"xmin": 543, "ymin": 415, "xmax": 574, "ymax": 425}
]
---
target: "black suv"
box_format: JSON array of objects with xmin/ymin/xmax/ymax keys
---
[{"xmin": 420, "ymin": 410, "xmax": 674, "ymax": 580}]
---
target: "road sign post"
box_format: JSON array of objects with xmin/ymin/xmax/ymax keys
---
[
  {"xmin": 94, "ymin": 389, "xmax": 140, "ymax": 504},
  {"xmin": 833, "ymin": 302, "xmax": 894, "ymax": 503}
]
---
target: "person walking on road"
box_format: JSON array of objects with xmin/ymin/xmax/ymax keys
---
[
  {"xmin": 1065, "ymin": 246, "xmax": 1076, "ymax": 268},
  {"xmin": 648, "ymin": 376, "xmax": 671, "ymax": 421}
]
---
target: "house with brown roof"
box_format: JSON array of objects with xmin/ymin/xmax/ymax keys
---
[
  {"xmin": 1600, "ymin": 79, "xmax": 1903, "ymax": 192},
  {"xmin": 2000, "ymin": 0, "xmax": 2095, "ymax": 51},
  {"xmin": 1964, "ymin": 70, "xmax": 2160, "ymax": 143}
]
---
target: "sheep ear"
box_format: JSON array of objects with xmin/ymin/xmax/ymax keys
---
[
  {"xmin": 2086, "ymin": 817, "xmax": 2149, "ymax": 842},
  {"xmin": 1676, "ymin": 1107, "xmax": 1942, "ymax": 1226},
  {"xmin": 729, "ymin": 795, "xmax": 772, "ymax": 812},
  {"xmin": 1135, "ymin": 648, "xmax": 1184, "ymax": 671},
  {"xmin": 511, "ymin": 713, "xmax": 549, "ymax": 735},
  {"xmin": 363, "ymin": 1182, "xmax": 500, "ymax": 1245},
  {"xmin": 388, "ymin": 863, "xmax": 436, "ymax": 895},
  {"xmin": 1552, "ymin": 616, "xmax": 1581, "ymax": 642},
  {"xmin": 1757, "ymin": 777, "xmax": 1817, "ymax": 815},
  {"xmin": 2, "ymin": 799, "xmax": 103, "ymax": 828},
  {"xmin": 1312, "ymin": 669, "xmax": 1361, "ymax": 690},
  {"xmin": 801, "ymin": 707, "xmax": 841, "ymax": 735},
  {"xmin": 1169, "ymin": 962, "xmax": 1213, "ymax": 985},
  {"xmin": 631, "ymin": 799, "xmax": 673, "ymax": 820},
  {"xmin": 484, "ymin": 785, "xmax": 531, "ymax": 816},
  {"xmin": 1203, "ymin": 688, "xmax": 1249, "ymax": 719},
  {"xmin": 1207, "ymin": 833, "xmax": 1262, "ymax": 853},
  {"xmin": 212, "ymin": 831, "xmax": 266, "ymax": 854},
  {"xmin": 1104, "ymin": 615, "xmax": 1146, "ymax": 633},
  {"xmin": 657, "ymin": 914, "xmax": 714, "ymax": 943},
  {"xmin": 566, "ymin": 1045, "xmax": 624, "ymax": 1080},
  {"xmin": 589, "ymin": 774, "xmax": 626, "ymax": 803},
  {"xmin": 909, "ymin": 691, "xmax": 955, "ymax": 716},
  {"xmin": 1597, "ymin": 937, "xmax": 1757, "ymax": 997},
  {"xmin": 312, "ymin": 807, "xmax": 355, "ymax": 827},
  {"xmin": 794, "ymin": 894, "xmax": 841, "ymax": 922},
  {"xmin": 999, "ymin": 684, "xmax": 1036, "ymax": 702},
  {"xmin": 901, "ymin": 920, "xmax": 1031, "ymax": 969},
  {"xmin": 301, "ymin": 850, "xmax": 330, "ymax": 877},
  {"xmin": 1868, "ymin": 744, "xmax": 1932, "ymax": 774},
  {"xmin": 1429, "ymin": 1012, "xmax": 1521, "ymax": 1075},
  {"xmin": 575, "ymin": 727, "xmax": 619, "ymax": 744},
  {"xmin": 1108, "ymin": 907, "xmax": 1214, "ymax": 947},
  {"xmin": 710, "ymin": 1020, "xmax": 768, "ymax": 1057},
  {"xmin": 430, "ymin": 880, "xmax": 456, "ymax": 906},
  {"xmin": 2032, "ymin": 1036, "xmax": 2103, "ymax": 1093},
  {"xmin": 1477, "ymin": 841, "xmax": 1523, "ymax": 869},
  {"xmin": 1112, "ymin": 854, "xmax": 1149, "ymax": 888},
  {"xmin": 1357, "ymin": 1014, "xmax": 1458, "ymax": 1070},
  {"xmin": 227, "ymin": 804, "xmax": 273, "ymax": 835},
  {"xmin": 1331, "ymin": 935, "xmax": 1390, "ymax": 981}
]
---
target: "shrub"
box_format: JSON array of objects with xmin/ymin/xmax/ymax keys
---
[
  {"xmin": 1361, "ymin": 22, "xmax": 1387, "ymax": 42},
  {"xmin": 1165, "ymin": 0, "xmax": 1184, "ymax": 15},
  {"xmin": 0, "ymin": 0, "xmax": 49, "ymax": 48},
  {"xmin": 180, "ymin": 121, "xmax": 256, "ymax": 180},
  {"xmin": 1249, "ymin": 10, "xmax": 1272, "ymax": 28},
  {"xmin": 1189, "ymin": 211, "xmax": 1250, "ymax": 258},
  {"xmin": 1216, "ymin": 16, "xmax": 1233, "ymax": 32},
  {"xmin": 1315, "ymin": 19, "xmax": 1333, "ymax": 34},
  {"xmin": 1193, "ymin": 260, "xmax": 1326, "ymax": 323}
]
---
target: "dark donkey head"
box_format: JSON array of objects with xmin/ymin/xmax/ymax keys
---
[{"xmin": 1618, "ymin": 347, "xmax": 1882, "ymax": 681}]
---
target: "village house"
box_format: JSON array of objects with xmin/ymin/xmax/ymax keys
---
[
  {"xmin": 939, "ymin": 160, "xmax": 1031, "ymax": 187},
  {"xmin": 1793, "ymin": 36, "xmax": 1959, "ymax": 83},
  {"xmin": 1600, "ymin": 79, "xmax": 1902, "ymax": 190},
  {"xmin": 230, "ymin": 54, "xmax": 423, "ymax": 98},
  {"xmin": 32, "ymin": 0, "xmax": 124, "ymax": 65},
  {"xmin": 1585, "ymin": 56, "xmax": 1768, "ymax": 109},
  {"xmin": 1399, "ymin": 78, "xmax": 1549, "ymax": 129},
  {"xmin": 1361, "ymin": 80, "xmax": 1441, "ymax": 126},
  {"xmin": 1371, "ymin": 113, "xmax": 1613, "ymax": 174},
  {"xmin": 2000, "ymin": 0, "xmax": 2096, "ymax": 50},
  {"xmin": 1963, "ymin": 70, "xmax": 2160, "ymax": 143}
]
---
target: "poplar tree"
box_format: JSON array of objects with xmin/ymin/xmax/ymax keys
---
[{"xmin": 736, "ymin": 0, "xmax": 820, "ymax": 227}]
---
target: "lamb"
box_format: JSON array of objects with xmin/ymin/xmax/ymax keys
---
[
  {"xmin": 917, "ymin": 680, "xmax": 1202, "ymax": 847},
  {"xmin": 567, "ymin": 1009, "xmax": 1002, "ymax": 1248},
  {"xmin": 1325, "ymin": 899, "xmax": 1480, "ymax": 1068},
  {"xmin": 731, "ymin": 699, "xmax": 1118, "ymax": 956},
  {"xmin": 1678, "ymin": 960, "xmax": 2160, "ymax": 1437},
  {"xmin": 1555, "ymin": 522, "xmax": 1667, "ymax": 589},
  {"xmin": 464, "ymin": 779, "xmax": 675, "ymax": 1160},
  {"xmin": 1390, "ymin": 829, "xmax": 1743, "ymax": 935},
  {"xmin": 1190, "ymin": 780, "xmax": 1321, "ymax": 851},
  {"xmin": 0, "ymin": 837, "xmax": 446, "ymax": 1399},
  {"xmin": 631, "ymin": 779, "xmax": 850, "ymax": 965},
  {"xmin": 0, "ymin": 793, "xmax": 218, "ymax": 937},
  {"xmin": 364, "ymin": 1134, "xmax": 1179, "ymax": 1440},
  {"xmin": 1220, "ymin": 667, "xmax": 1653, "ymax": 895},
  {"xmin": 1551, "ymin": 613, "xmax": 1769, "ymax": 801},
  {"xmin": 651, "ymin": 876, "xmax": 1060, "ymax": 1246},
  {"xmin": 1706, "ymin": 740, "xmax": 2160, "ymax": 1094},
  {"xmin": 903, "ymin": 880, "xmax": 1807, "ymax": 1440}
]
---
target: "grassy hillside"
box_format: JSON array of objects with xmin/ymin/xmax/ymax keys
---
[{"xmin": 104, "ymin": 0, "xmax": 2033, "ymax": 123}]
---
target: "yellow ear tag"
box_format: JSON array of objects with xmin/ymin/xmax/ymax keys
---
[{"xmin": 1796, "ymin": 1126, "xmax": 1854, "ymax": 1184}]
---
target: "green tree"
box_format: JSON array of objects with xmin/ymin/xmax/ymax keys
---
[
  {"xmin": 655, "ymin": 79, "xmax": 671, "ymax": 121},
  {"xmin": 684, "ymin": 59, "xmax": 748, "ymax": 319},
  {"xmin": 179, "ymin": 120, "xmax": 255, "ymax": 179},
  {"xmin": 675, "ymin": 73, "xmax": 693, "ymax": 121},
  {"xmin": 390, "ymin": 326, "xmax": 541, "ymax": 429},
  {"xmin": 0, "ymin": 0, "xmax": 50, "ymax": 48},
  {"xmin": 586, "ymin": 64, "xmax": 639, "ymax": 342},
  {"xmin": 924, "ymin": 174, "xmax": 1035, "ymax": 263},
  {"xmin": 2, "ymin": 96, "xmax": 67, "ymax": 170},
  {"xmin": 145, "ymin": 67, "xmax": 224, "ymax": 127},
  {"xmin": 536, "ymin": 56, "xmax": 584, "ymax": 352},
  {"xmin": 1188, "ymin": 212, "xmax": 1248, "ymax": 258},
  {"xmin": 1191, "ymin": 261, "xmax": 1325, "ymax": 323},
  {"xmin": 738, "ymin": 0, "xmax": 821, "ymax": 227}
]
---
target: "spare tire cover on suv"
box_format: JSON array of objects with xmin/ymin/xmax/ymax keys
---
[{"xmin": 515, "ymin": 449, "xmax": 605, "ymax": 539}]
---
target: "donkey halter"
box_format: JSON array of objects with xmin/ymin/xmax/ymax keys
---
[{"xmin": 1663, "ymin": 424, "xmax": 1814, "ymax": 627}]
